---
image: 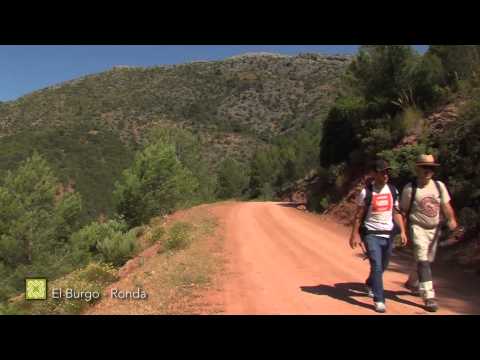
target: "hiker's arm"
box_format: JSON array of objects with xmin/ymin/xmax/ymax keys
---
[
  {"xmin": 393, "ymin": 209, "xmax": 408, "ymax": 246},
  {"xmin": 399, "ymin": 185, "xmax": 411, "ymax": 217},
  {"xmin": 442, "ymin": 202, "xmax": 458, "ymax": 231},
  {"xmin": 398, "ymin": 186, "xmax": 411, "ymax": 240},
  {"xmin": 349, "ymin": 206, "xmax": 365, "ymax": 249}
]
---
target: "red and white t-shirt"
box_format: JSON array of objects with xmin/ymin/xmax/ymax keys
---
[{"xmin": 356, "ymin": 183, "xmax": 399, "ymax": 238}]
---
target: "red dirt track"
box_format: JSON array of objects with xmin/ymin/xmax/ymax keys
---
[{"xmin": 209, "ymin": 202, "xmax": 480, "ymax": 315}]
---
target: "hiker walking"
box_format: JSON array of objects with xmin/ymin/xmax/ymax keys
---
[
  {"xmin": 400, "ymin": 154, "xmax": 459, "ymax": 312},
  {"xmin": 349, "ymin": 160, "xmax": 408, "ymax": 313}
]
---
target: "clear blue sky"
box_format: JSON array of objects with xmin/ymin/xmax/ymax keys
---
[{"xmin": 0, "ymin": 45, "xmax": 429, "ymax": 102}]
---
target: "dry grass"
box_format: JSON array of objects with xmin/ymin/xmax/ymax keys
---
[
  {"xmin": 6, "ymin": 263, "xmax": 119, "ymax": 315},
  {"xmin": 85, "ymin": 205, "xmax": 225, "ymax": 315}
]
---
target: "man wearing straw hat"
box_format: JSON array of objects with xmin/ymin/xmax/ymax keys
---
[{"xmin": 400, "ymin": 154, "xmax": 459, "ymax": 312}]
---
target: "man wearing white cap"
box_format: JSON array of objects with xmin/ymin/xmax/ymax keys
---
[{"xmin": 400, "ymin": 154, "xmax": 459, "ymax": 312}]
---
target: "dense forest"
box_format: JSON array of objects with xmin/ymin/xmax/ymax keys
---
[{"xmin": 318, "ymin": 46, "xmax": 480, "ymax": 238}]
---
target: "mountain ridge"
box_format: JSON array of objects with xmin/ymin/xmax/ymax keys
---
[{"xmin": 0, "ymin": 52, "xmax": 351, "ymax": 220}]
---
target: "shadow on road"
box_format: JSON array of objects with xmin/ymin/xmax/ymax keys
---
[
  {"xmin": 388, "ymin": 250, "xmax": 480, "ymax": 314},
  {"xmin": 300, "ymin": 282, "xmax": 426, "ymax": 312}
]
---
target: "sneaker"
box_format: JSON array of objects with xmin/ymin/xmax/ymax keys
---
[
  {"xmin": 374, "ymin": 302, "xmax": 386, "ymax": 313},
  {"xmin": 365, "ymin": 285, "xmax": 374, "ymax": 298},
  {"xmin": 424, "ymin": 299, "xmax": 439, "ymax": 312}
]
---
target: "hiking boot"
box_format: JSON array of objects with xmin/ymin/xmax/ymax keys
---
[
  {"xmin": 404, "ymin": 281, "xmax": 421, "ymax": 296},
  {"xmin": 374, "ymin": 302, "xmax": 386, "ymax": 313},
  {"xmin": 424, "ymin": 299, "xmax": 439, "ymax": 312},
  {"xmin": 365, "ymin": 285, "xmax": 374, "ymax": 298}
]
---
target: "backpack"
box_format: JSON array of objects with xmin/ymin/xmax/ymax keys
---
[{"xmin": 359, "ymin": 182, "xmax": 399, "ymax": 237}]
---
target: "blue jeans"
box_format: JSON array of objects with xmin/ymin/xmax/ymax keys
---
[{"xmin": 363, "ymin": 234, "xmax": 393, "ymax": 303}]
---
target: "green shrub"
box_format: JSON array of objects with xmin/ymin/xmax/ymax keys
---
[
  {"xmin": 319, "ymin": 196, "xmax": 330, "ymax": 212},
  {"xmin": 150, "ymin": 226, "xmax": 165, "ymax": 244},
  {"xmin": 259, "ymin": 182, "xmax": 275, "ymax": 201},
  {"xmin": 320, "ymin": 96, "xmax": 366, "ymax": 167},
  {"xmin": 327, "ymin": 163, "xmax": 347, "ymax": 186},
  {"xmin": 306, "ymin": 182, "xmax": 335, "ymax": 213},
  {"xmin": 69, "ymin": 217, "xmax": 140, "ymax": 267},
  {"xmin": 130, "ymin": 225, "xmax": 147, "ymax": 237},
  {"xmin": 361, "ymin": 126, "xmax": 395, "ymax": 159},
  {"xmin": 458, "ymin": 207, "xmax": 478, "ymax": 235},
  {"xmin": 69, "ymin": 218, "xmax": 129, "ymax": 265},
  {"xmin": 248, "ymin": 149, "xmax": 281, "ymax": 198},
  {"xmin": 397, "ymin": 107, "xmax": 425, "ymax": 137},
  {"xmin": 0, "ymin": 302, "xmax": 28, "ymax": 315},
  {"xmin": 216, "ymin": 157, "xmax": 250, "ymax": 199},
  {"xmin": 435, "ymin": 96, "xmax": 480, "ymax": 234},
  {"xmin": 0, "ymin": 262, "xmax": 18, "ymax": 302},
  {"xmin": 378, "ymin": 143, "xmax": 432, "ymax": 187},
  {"xmin": 164, "ymin": 222, "xmax": 194, "ymax": 251},
  {"xmin": 77, "ymin": 262, "xmax": 118, "ymax": 284},
  {"xmin": 96, "ymin": 229, "xmax": 137, "ymax": 266}
]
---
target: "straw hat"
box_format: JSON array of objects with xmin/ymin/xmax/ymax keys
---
[{"xmin": 416, "ymin": 154, "xmax": 440, "ymax": 167}]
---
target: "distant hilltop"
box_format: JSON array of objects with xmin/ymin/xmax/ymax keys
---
[
  {"xmin": 227, "ymin": 52, "xmax": 352, "ymax": 61},
  {"xmin": 227, "ymin": 52, "xmax": 292, "ymax": 60},
  {"xmin": 112, "ymin": 65, "xmax": 134, "ymax": 69}
]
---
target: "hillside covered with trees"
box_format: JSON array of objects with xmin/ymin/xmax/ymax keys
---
[{"xmin": 0, "ymin": 53, "xmax": 350, "ymax": 221}]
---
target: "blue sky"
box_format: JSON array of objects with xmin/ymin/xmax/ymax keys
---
[{"xmin": 0, "ymin": 45, "xmax": 429, "ymax": 102}]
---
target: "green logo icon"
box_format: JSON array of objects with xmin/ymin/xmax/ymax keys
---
[{"xmin": 25, "ymin": 278, "xmax": 47, "ymax": 300}]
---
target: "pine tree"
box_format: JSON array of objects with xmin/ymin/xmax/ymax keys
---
[
  {"xmin": 113, "ymin": 141, "xmax": 199, "ymax": 227},
  {"xmin": 0, "ymin": 152, "xmax": 83, "ymax": 301},
  {"xmin": 216, "ymin": 157, "xmax": 250, "ymax": 199},
  {"xmin": 0, "ymin": 152, "xmax": 82, "ymax": 267}
]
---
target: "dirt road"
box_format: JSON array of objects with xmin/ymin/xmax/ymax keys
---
[{"xmin": 210, "ymin": 202, "xmax": 480, "ymax": 315}]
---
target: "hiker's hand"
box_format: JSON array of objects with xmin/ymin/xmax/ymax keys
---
[
  {"xmin": 349, "ymin": 234, "xmax": 361, "ymax": 249},
  {"xmin": 400, "ymin": 232, "xmax": 408, "ymax": 247},
  {"xmin": 448, "ymin": 218, "xmax": 458, "ymax": 231}
]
